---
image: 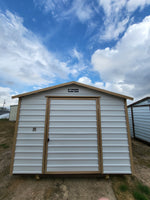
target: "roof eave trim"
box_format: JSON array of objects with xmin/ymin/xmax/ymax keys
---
[
  {"xmin": 128, "ymin": 96, "xmax": 150, "ymax": 107},
  {"xmin": 12, "ymin": 81, "xmax": 133, "ymax": 100}
]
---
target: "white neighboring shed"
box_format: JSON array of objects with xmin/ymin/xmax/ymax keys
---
[
  {"xmin": 10, "ymin": 81, "xmax": 133, "ymax": 175},
  {"xmin": 9, "ymin": 105, "xmax": 18, "ymax": 121},
  {"xmin": 128, "ymin": 97, "xmax": 150, "ymax": 143}
]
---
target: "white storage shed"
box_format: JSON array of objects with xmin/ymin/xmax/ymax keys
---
[
  {"xmin": 9, "ymin": 105, "xmax": 18, "ymax": 121},
  {"xmin": 10, "ymin": 81, "xmax": 133, "ymax": 175},
  {"xmin": 128, "ymin": 97, "xmax": 150, "ymax": 143}
]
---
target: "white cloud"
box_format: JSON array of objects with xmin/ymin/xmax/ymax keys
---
[
  {"xmin": 99, "ymin": 0, "xmax": 126, "ymax": 17},
  {"xmin": 98, "ymin": 0, "xmax": 150, "ymax": 41},
  {"xmin": 69, "ymin": 48, "xmax": 87, "ymax": 76},
  {"xmin": 78, "ymin": 76, "xmax": 110, "ymax": 91},
  {"xmin": 34, "ymin": 0, "xmax": 94, "ymax": 23},
  {"xmin": 78, "ymin": 77, "xmax": 92, "ymax": 85},
  {"xmin": 0, "ymin": 10, "xmax": 72, "ymax": 87},
  {"xmin": 72, "ymin": 48, "xmax": 83, "ymax": 61},
  {"xmin": 67, "ymin": 0, "xmax": 93, "ymax": 23},
  {"xmin": 34, "ymin": 0, "xmax": 150, "ymax": 41},
  {"xmin": 100, "ymin": 17, "xmax": 129, "ymax": 41},
  {"xmin": 34, "ymin": 0, "xmax": 70, "ymax": 14},
  {"xmin": 91, "ymin": 15, "xmax": 150, "ymax": 99},
  {"xmin": 98, "ymin": 0, "xmax": 128, "ymax": 40},
  {"xmin": 127, "ymin": 0, "xmax": 150, "ymax": 12},
  {"xmin": 0, "ymin": 87, "xmax": 18, "ymax": 108}
]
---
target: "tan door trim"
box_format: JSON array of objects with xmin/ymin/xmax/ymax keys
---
[
  {"xmin": 42, "ymin": 98, "xmax": 50, "ymax": 174},
  {"xmin": 96, "ymin": 97, "xmax": 103, "ymax": 173},
  {"xmin": 43, "ymin": 96, "xmax": 102, "ymax": 174}
]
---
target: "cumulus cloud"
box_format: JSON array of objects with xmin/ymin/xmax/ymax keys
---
[
  {"xmin": 78, "ymin": 77, "xmax": 93, "ymax": 85},
  {"xmin": 0, "ymin": 10, "xmax": 72, "ymax": 87},
  {"xmin": 91, "ymin": 15, "xmax": 150, "ymax": 99}
]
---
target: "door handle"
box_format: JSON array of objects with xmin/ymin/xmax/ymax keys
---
[{"xmin": 47, "ymin": 138, "xmax": 49, "ymax": 142}]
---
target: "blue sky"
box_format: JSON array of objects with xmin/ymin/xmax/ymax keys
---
[{"xmin": 0, "ymin": 0, "xmax": 150, "ymax": 106}]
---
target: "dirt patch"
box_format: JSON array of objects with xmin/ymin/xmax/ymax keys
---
[{"xmin": 4, "ymin": 176, "xmax": 116, "ymax": 200}]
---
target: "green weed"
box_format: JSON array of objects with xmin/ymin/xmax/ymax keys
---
[
  {"xmin": 119, "ymin": 184, "xmax": 128, "ymax": 192},
  {"xmin": 133, "ymin": 191, "xmax": 148, "ymax": 200},
  {"xmin": 137, "ymin": 183, "xmax": 150, "ymax": 195},
  {"xmin": 0, "ymin": 143, "xmax": 9, "ymax": 149}
]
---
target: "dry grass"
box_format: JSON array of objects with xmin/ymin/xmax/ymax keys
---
[{"xmin": 0, "ymin": 119, "xmax": 15, "ymax": 200}]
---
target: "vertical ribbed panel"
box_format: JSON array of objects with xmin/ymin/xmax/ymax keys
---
[
  {"xmin": 46, "ymin": 99, "xmax": 99, "ymax": 172},
  {"xmin": 128, "ymin": 107, "xmax": 133, "ymax": 137},
  {"xmin": 133, "ymin": 106, "xmax": 150, "ymax": 142}
]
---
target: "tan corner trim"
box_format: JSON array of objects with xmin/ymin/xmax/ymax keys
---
[
  {"xmin": 12, "ymin": 81, "xmax": 133, "ymax": 100},
  {"xmin": 10, "ymin": 98, "xmax": 22, "ymax": 175},
  {"xmin": 44, "ymin": 98, "xmax": 50, "ymax": 174},
  {"xmin": 96, "ymin": 97, "xmax": 103, "ymax": 174},
  {"xmin": 42, "ymin": 98, "xmax": 50, "ymax": 174},
  {"xmin": 124, "ymin": 99, "xmax": 134, "ymax": 175}
]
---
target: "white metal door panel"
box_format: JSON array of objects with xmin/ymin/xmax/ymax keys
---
[{"xmin": 46, "ymin": 98, "xmax": 99, "ymax": 173}]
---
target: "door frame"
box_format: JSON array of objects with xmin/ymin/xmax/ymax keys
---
[{"xmin": 42, "ymin": 96, "xmax": 103, "ymax": 174}]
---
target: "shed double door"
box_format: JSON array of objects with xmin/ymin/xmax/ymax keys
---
[{"xmin": 45, "ymin": 97, "xmax": 101, "ymax": 173}]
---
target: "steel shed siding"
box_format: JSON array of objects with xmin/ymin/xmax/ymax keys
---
[
  {"xmin": 12, "ymin": 84, "xmax": 132, "ymax": 174},
  {"xmin": 132, "ymin": 106, "xmax": 150, "ymax": 142},
  {"xmin": 128, "ymin": 97, "xmax": 150, "ymax": 143},
  {"xmin": 128, "ymin": 107, "xmax": 134, "ymax": 138}
]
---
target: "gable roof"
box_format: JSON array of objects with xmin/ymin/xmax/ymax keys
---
[
  {"xmin": 128, "ymin": 96, "xmax": 150, "ymax": 107},
  {"xmin": 12, "ymin": 81, "xmax": 133, "ymax": 100}
]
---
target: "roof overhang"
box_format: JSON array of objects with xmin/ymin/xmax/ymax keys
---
[
  {"xmin": 12, "ymin": 81, "xmax": 133, "ymax": 100},
  {"xmin": 128, "ymin": 96, "xmax": 150, "ymax": 107}
]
